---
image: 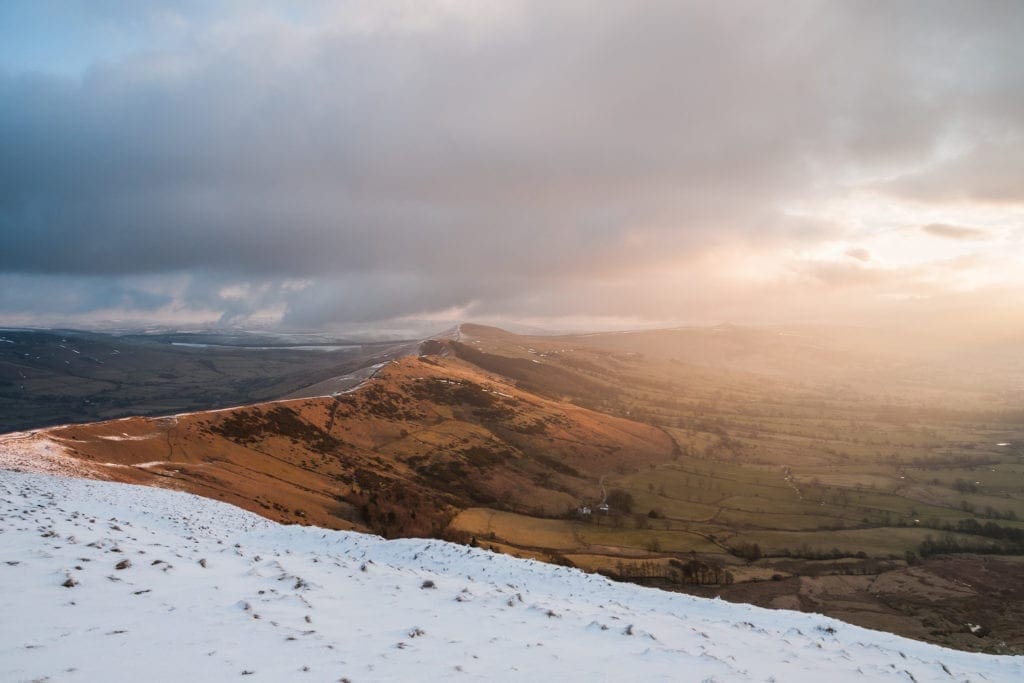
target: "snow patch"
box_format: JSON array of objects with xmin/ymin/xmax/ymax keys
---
[
  {"xmin": 0, "ymin": 432, "xmax": 105, "ymax": 479},
  {"xmin": 95, "ymin": 433, "xmax": 159, "ymax": 442},
  {"xmin": 0, "ymin": 469, "xmax": 1020, "ymax": 682}
]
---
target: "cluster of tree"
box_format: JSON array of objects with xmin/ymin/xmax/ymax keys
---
[
  {"xmin": 610, "ymin": 558, "xmax": 734, "ymax": 586},
  {"xmin": 913, "ymin": 511, "xmax": 1015, "ymax": 540},
  {"xmin": 917, "ymin": 520, "xmax": 1024, "ymax": 557},
  {"xmin": 911, "ymin": 453, "xmax": 1001, "ymax": 469},
  {"xmin": 952, "ymin": 478, "xmax": 979, "ymax": 493},
  {"xmin": 775, "ymin": 546, "xmax": 868, "ymax": 561},
  {"xmin": 729, "ymin": 541, "xmax": 762, "ymax": 562},
  {"xmin": 667, "ymin": 558, "xmax": 733, "ymax": 585},
  {"xmin": 605, "ymin": 488, "xmax": 634, "ymax": 513},
  {"xmin": 981, "ymin": 506, "xmax": 1018, "ymax": 521},
  {"xmin": 918, "ymin": 534, "xmax": 1023, "ymax": 557},
  {"xmin": 346, "ymin": 471, "xmax": 453, "ymax": 538},
  {"xmin": 949, "ymin": 518, "xmax": 1024, "ymax": 542}
]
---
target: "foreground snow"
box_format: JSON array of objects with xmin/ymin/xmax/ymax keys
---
[{"xmin": 0, "ymin": 471, "xmax": 1020, "ymax": 682}]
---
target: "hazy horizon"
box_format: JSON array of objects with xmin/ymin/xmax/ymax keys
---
[{"xmin": 2, "ymin": 1, "xmax": 1022, "ymax": 338}]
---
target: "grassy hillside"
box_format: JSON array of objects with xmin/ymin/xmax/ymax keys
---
[{"xmin": 17, "ymin": 354, "xmax": 674, "ymax": 538}]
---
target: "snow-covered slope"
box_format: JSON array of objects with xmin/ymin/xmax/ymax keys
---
[{"xmin": 1, "ymin": 470, "xmax": 1020, "ymax": 682}]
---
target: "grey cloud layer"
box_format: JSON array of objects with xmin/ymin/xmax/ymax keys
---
[{"xmin": 1, "ymin": 1, "xmax": 1022, "ymax": 325}]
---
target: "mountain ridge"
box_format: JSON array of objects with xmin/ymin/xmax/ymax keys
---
[{"xmin": 0, "ymin": 352, "xmax": 675, "ymax": 539}]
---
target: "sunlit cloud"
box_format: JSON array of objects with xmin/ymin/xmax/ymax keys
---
[{"xmin": 921, "ymin": 223, "xmax": 991, "ymax": 240}]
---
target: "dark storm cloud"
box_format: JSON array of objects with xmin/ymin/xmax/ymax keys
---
[
  {"xmin": 0, "ymin": 273, "xmax": 172, "ymax": 315},
  {"xmin": 1, "ymin": 1, "xmax": 1022, "ymax": 326}
]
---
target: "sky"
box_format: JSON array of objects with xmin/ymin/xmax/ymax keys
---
[{"xmin": 1, "ymin": 1, "xmax": 1022, "ymax": 335}]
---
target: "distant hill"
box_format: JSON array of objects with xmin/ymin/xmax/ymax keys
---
[{"xmin": 0, "ymin": 329, "xmax": 415, "ymax": 432}]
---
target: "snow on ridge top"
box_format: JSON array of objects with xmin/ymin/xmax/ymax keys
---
[
  {"xmin": 0, "ymin": 430, "xmax": 107, "ymax": 479},
  {"xmin": 1, "ymin": 471, "xmax": 1021, "ymax": 683}
]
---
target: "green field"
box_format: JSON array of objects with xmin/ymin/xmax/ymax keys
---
[{"xmin": 446, "ymin": 327, "xmax": 1024, "ymax": 580}]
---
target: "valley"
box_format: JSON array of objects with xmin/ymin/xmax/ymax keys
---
[
  {"xmin": 0, "ymin": 329, "xmax": 415, "ymax": 432},
  {"xmin": 2, "ymin": 323, "xmax": 1023, "ymax": 653}
]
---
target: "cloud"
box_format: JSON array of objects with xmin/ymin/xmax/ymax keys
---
[
  {"xmin": 921, "ymin": 223, "xmax": 991, "ymax": 240},
  {"xmin": 844, "ymin": 248, "xmax": 871, "ymax": 262},
  {"xmin": 0, "ymin": 1, "xmax": 1022, "ymax": 328},
  {"xmin": 797, "ymin": 261, "xmax": 889, "ymax": 288},
  {"xmin": 0, "ymin": 273, "xmax": 174, "ymax": 316},
  {"xmin": 883, "ymin": 138, "xmax": 1024, "ymax": 204}
]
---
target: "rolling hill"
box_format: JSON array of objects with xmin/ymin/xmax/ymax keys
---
[
  {"xmin": 3, "ymin": 323, "xmax": 1023, "ymax": 653},
  {"xmin": 0, "ymin": 349, "xmax": 675, "ymax": 539}
]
